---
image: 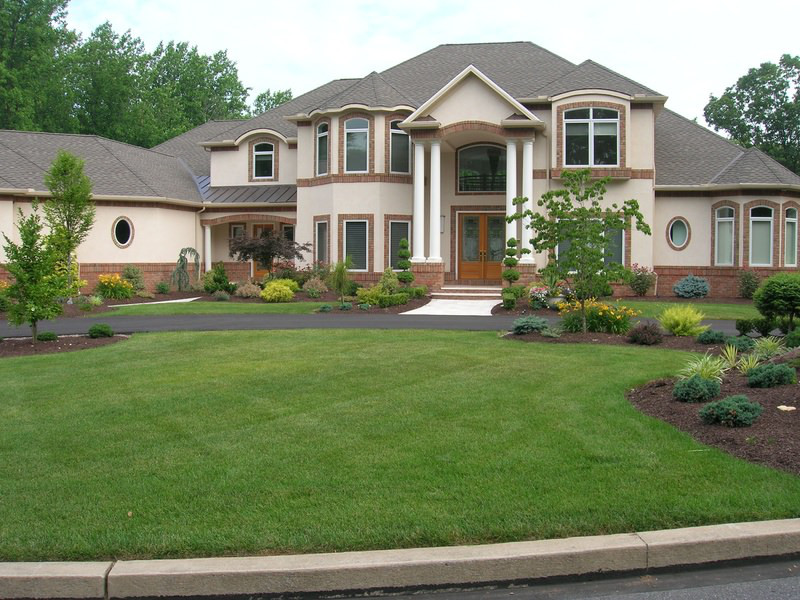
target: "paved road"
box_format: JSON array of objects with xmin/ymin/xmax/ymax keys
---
[
  {"xmin": 357, "ymin": 558, "xmax": 800, "ymax": 600},
  {"xmin": 0, "ymin": 313, "xmax": 739, "ymax": 337}
]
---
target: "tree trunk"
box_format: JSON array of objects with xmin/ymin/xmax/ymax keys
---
[
  {"xmin": 580, "ymin": 298, "xmax": 588, "ymax": 334},
  {"xmin": 66, "ymin": 253, "xmax": 74, "ymax": 305},
  {"xmin": 31, "ymin": 321, "xmax": 37, "ymax": 346}
]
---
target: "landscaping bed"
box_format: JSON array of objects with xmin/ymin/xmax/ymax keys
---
[
  {"xmin": 506, "ymin": 330, "xmax": 724, "ymax": 353},
  {"xmin": 0, "ymin": 334, "xmax": 127, "ymax": 358},
  {"xmin": 629, "ymin": 371, "xmax": 799, "ymax": 476}
]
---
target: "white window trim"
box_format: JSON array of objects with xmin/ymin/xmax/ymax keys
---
[
  {"xmin": 229, "ymin": 223, "xmax": 246, "ymax": 240},
  {"xmin": 563, "ymin": 108, "xmax": 620, "ymax": 168},
  {"xmin": 715, "ymin": 207, "xmax": 735, "ymax": 266},
  {"xmin": 389, "ymin": 120, "xmax": 411, "ymax": 175},
  {"xmin": 344, "ymin": 118, "xmax": 369, "ymax": 174},
  {"xmin": 749, "ymin": 206, "xmax": 774, "ymax": 267},
  {"xmin": 389, "ymin": 219, "xmax": 411, "ymax": 270},
  {"xmin": 786, "ymin": 209, "xmax": 798, "ymax": 267},
  {"xmin": 316, "ymin": 124, "xmax": 328, "ymax": 177},
  {"xmin": 343, "ymin": 219, "xmax": 369, "ymax": 272},
  {"xmin": 315, "ymin": 221, "xmax": 329, "ymax": 264},
  {"xmin": 252, "ymin": 142, "xmax": 275, "ymax": 180},
  {"xmin": 669, "ymin": 218, "xmax": 689, "ymax": 249}
]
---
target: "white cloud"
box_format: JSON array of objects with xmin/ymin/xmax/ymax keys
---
[{"xmin": 66, "ymin": 0, "xmax": 800, "ymax": 126}]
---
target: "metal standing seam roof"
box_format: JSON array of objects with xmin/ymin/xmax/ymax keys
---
[{"xmin": 195, "ymin": 175, "xmax": 296, "ymax": 204}]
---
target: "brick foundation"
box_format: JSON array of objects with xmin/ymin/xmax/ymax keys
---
[
  {"xmin": 516, "ymin": 263, "xmax": 538, "ymax": 287},
  {"xmin": 411, "ymin": 261, "xmax": 445, "ymax": 290},
  {"xmin": 650, "ymin": 266, "xmax": 797, "ymax": 299}
]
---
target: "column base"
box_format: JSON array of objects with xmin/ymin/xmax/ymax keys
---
[
  {"xmin": 411, "ymin": 261, "xmax": 445, "ymax": 291},
  {"xmin": 516, "ymin": 263, "xmax": 538, "ymax": 287}
]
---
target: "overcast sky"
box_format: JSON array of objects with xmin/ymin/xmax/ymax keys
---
[{"xmin": 66, "ymin": 0, "xmax": 798, "ymax": 127}]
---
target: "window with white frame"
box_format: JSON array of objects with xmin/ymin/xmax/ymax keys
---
[
  {"xmin": 344, "ymin": 118, "xmax": 369, "ymax": 173},
  {"xmin": 316, "ymin": 123, "xmax": 328, "ymax": 176},
  {"xmin": 252, "ymin": 142, "xmax": 274, "ymax": 178},
  {"xmin": 786, "ymin": 208, "xmax": 797, "ymax": 266},
  {"xmin": 389, "ymin": 120, "xmax": 410, "ymax": 174},
  {"xmin": 668, "ymin": 218, "xmax": 689, "ymax": 249},
  {"xmin": 389, "ymin": 221, "xmax": 410, "ymax": 269},
  {"xmin": 458, "ymin": 144, "xmax": 506, "ymax": 192},
  {"xmin": 315, "ymin": 221, "xmax": 328, "ymax": 264},
  {"xmin": 344, "ymin": 220, "xmax": 368, "ymax": 270},
  {"xmin": 564, "ymin": 107, "xmax": 619, "ymax": 167},
  {"xmin": 715, "ymin": 207, "xmax": 735, "ymax": 266},
  {"xmin": 230, "ymin": 223, "xmax": 246, "ymax": 241},
  {"xmin": 750, "ymin": 206, "xmax": 773, "ymax": 266}
]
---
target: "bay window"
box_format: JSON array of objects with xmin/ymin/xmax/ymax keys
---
[
  {"xmin": 749, "ymin": 206, "xmax": 773, "ymax": 267},
  {"xmin": 344, "ymin": 118, "xmax": 369, "ymax": 173}
]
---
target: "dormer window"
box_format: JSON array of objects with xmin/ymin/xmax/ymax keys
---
[
  {"xmin": 344, "ymin": 118, "xmax": 369, "ymax": 173},
  {"xmin": 253, "ymin": 142, "xmax": 274, "ymax": 179},
  {"xmin": 316, "ymin": 123, "xmax": 329, "ymax": 176},
  {"xmin": 564, "ymin": 108, "xmax": 619, "ymax": 167}
]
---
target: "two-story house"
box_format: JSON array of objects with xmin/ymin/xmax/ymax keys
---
[{"xmin": 2, "ymin": 42, "xmax": 799, "ymax": 296}]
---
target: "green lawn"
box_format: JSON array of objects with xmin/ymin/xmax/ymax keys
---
[
  {"xmin": 618, "ymin": 299, "xmax": 759, "ymax": 320},
  {"xmin": 1, "ymin": 330, "xmax": 798, "ymax": 561},
  {"xmin": 108, "ymin": 300, "xmax": 327, "ymax": 315}
]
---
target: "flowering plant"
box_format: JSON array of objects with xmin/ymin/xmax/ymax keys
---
[
  {"xmin": 95, "ymin": 273, "xmax": 134, "ymax": 300},
  {"xmin": 529, "ymin": 286, "xmax": 549, "ymax": 309},
  {"xmin": 558, "ymin": 298, "xmax": 640, "ymax": 334},
  {"xmin": 627, "ymin": 263, "xmax": 657, "ymax": 296}
]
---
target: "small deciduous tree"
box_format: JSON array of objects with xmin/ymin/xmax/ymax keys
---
[
  {"xmin": 228, "ymin": 230, "xmax": 309, "ymax": 275},
  {"xmin": 42, "ymin": 150, "xmax": 95, "ymax": 301},
  {"xmin": 329, "ymin": 257, "xmax": 353, "ymax": 306},
  {"xmin": 509, "ymin": 169, "xmax": 651, "ymax": 333},
  {"xmin": 2, "ymin": 206, "xmax": 66, "ymax": 345}
]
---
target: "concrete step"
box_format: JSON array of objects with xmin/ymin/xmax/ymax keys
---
[{"xmin": 440, "ymin": 286, "xmax": 503, "ymax": 292}]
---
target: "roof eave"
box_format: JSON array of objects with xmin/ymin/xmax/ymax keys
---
[
  {"xmin": 1, "ymin": 189, "xmax": 201, "ymax": 206},
  {"xmin": 203, "ymin": 201, "xmax": 297, "ymax": 208},
  {"xmin": 655, "ymin": 183, "xmax": 800, "ymax": 193}
]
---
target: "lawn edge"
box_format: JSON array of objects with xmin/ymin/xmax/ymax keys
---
[{"xmin": 3, "ymin": 518, "xmax": 798, "ymax": 599}]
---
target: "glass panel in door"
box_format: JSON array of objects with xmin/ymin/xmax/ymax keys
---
[
  {"xmin": 462, "ymin": 216, "xmax": 480, "ymax": 261},
  {"xmin": 487, "ymin": 216, "xmax": 505, "ymax": 262}
]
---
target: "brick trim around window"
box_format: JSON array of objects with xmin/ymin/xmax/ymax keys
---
[
  {"xmin": 313, "ymin": 117, "xmax": 331, "ymax": 178},
  {"xmin": 338, "ymin": 213, "xmax": 374, "ymax": 272},
  {"xmin": 384, "ymin": 214, "xmax": 412, "ymax": 270},
  {"xmin": 455, "ymin": 142, "xmax": 507, "ymax": 196},
  {"xmin": 556, "ymin": 101, "xmax": 627, "ymax": 169},
  {"xmin": 248, "ymin": 136, "xmax": 280, "ymax": 182},
  {"xmin": 781, "ymin": 200, "xmax": 800, "ymax": 267},
  {"xmin": 385, "ymin": 113, "xmax": 412, "ymax": 175},
  {"xmin": 743, "ymin": 199, "xmax": 781, "ymax": 268},
  {"xmin": 313, "ymin": 214, "xmax": 331, "ymax": 265},
  {"xmin": 338, "ymin": 113, "xmax": 375, "ymax": 175},
  {"xmin": 665, "ymin": 216, "xmax": 691, "ymax": 252},
  {"xmin": 711, "ymin": 200, "xmax": 740, "ymax": 267}
]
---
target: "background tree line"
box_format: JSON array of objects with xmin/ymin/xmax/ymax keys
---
[{"xmin": 0, "ymin": 0, "xmax": 291, "ymax": 148}]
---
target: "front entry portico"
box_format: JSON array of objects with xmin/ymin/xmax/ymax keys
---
[{"xmin": 458, "ymin": 213, "xmax": 505, "ymax": 280}]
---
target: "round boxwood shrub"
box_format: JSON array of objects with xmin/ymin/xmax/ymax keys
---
[
  {"xmin": 784, "ymin": 328, "xmax": 800, "ymax": 348},
  {"xmin": 699, "ymin": 395, "xmax": 763, "ymax": 427},
  {"xmin": 724, "ymin": 335, "xmax": 755, "ymax": 352},
  {"xmin": 696, "ymin": 329, "xmax": 726, "ymax": 344},
  {"xmin": 36, "ymin": 331, "xmax": 58, "ymax": 342},
  {"xmin": 627, "ymin": 322, "xmax": 663, "ymax": 345},
  {"xmin": 673, "ymin": 274, "xmax": 710, "ymax": 298},
  {"xmin": 88, "ymin": 323, "xmax": 114, "ymax": 338},
  {"xmin": 318, "ymin": 304, "xmax": 333, "ymax": 313},
  {"xmin": 673, "ymin": 375, "xmax": 720, "ymax": 403},
  {"xmin": 260, "ymin": 281, "xmax": 294, "ymax": 303},
  {"xmin": 746, "ymin": 363, "xmax": 797, "ymax": 388}
]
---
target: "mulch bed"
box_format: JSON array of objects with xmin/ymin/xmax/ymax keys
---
[
  {"xmin": 492, "ymin": 296, "xmax": 753, "ymax": 317},
  {"xmin": 629, "ymin": 371, "xmax": 799, "ymax": 476},
  {"xmin": 506, "ymin": 330, "xmax": 724, "ymax": 353},
  {"xmin": 320, "ymin": 296, "xmax": 431, "ymax": 315},
  {"xmin": 0, "ymin": 335, "xmax": 128, "ymax": 358}
]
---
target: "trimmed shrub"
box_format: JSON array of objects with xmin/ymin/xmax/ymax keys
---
[
  {"xmin": 747, "ymin": 363, "xmax": 797, "ymax": 388},
  {"xmin": 377, "ymin": 293, "xmax": 409, "ymax": 308},
  {"xmin": 302, "ymin": 277, "xmax": 328, "ymax": 298},
  {"xmin": 339, "ymin": 302, "xmax": 353, "ymax": 311},
  {"xmin": 673, "ymin": 375, "xmax": 720, "ymax": 403},
  {"xmin": 88, "ymin": 323, "xmax": 114, "ymax": 338},
  {"xmin": 36, "ymin": 331, "xmax": 58, "ymax": 342},
  {"xmin": 122, "ymin": 265, "xmax": 145, "ymax": 292},
  {"xmin": 540, "ymin": 326, "xmax": 561, "ymax": 338},
  {"xmin": 673, "ymin": 274, "xmax": 709, "ymax": 298},
  {"xmin": 136, "ymin": 290, "xmax": 155, "ymax": 299},
  {"xmin": 318, "ymin": 304, "xmax": 332, "ymax": 313},
  {"xmin": 358, "ymin": 303, "xmax": 370, "ymax": 311},
  {"xmin": 204, "ymin": 262, "xmax": 236, "ymax": 294},
  {"xmin": 784, "ymin": 329, "xmax": 800, "ymax": 349},
  {"xmin": 155, "ymin": 281, "xmax": 170, "ymax": 294},
  {"xmin": 738, "ymin": 270, "xmax": 760, "ymax": 299},
  {"xmin": 405, "ymin": 285, "xmax": 428, "ymax": 299},
  {"xmin": 700, "ymin": 395, "xmax": 763, "ymax": 427},
  {"xmin": 95, "ymin": 273, "xmax": 134, "ymax": 300},
  {"xmin": 234, "ymin": 282, "xmax": 262, "ymax": 299},
  {"xmin": 501, "ymin": 291, "xmax": 517, "ymax": 310},
  {"xmin": 264, "ymin": 277, "xmax": 300, "ymax": 293},
  {"xmin": 260, "ymin": 281, "xmax": 294, "ymax": 303},
  {"xmin": 212, "ymin": 290, "xmax": 230, "ymax": 301},
  {"xmin": 752, "ymin": 317, "xmax": 776, "ymax": 337},
  {"xmin": 725, "ymin": 335, "xmax": 755, "ymax": 352},
  {"xmin": 628, "ymin": 263, "xmax": 657, "ymax": 296},
  {"xmin": 657, "ymin": 305, "xmax": 708, "ymax": 337},
  {"xmin": 505, "ymin": 284, "xmax": 527, "ymax": 299},
  {"xmin": 754, "ymin": 274, "xmax": 800, "ymax": 325},
  {"xmin": 735, "ymin": 319, "xmax": 754, "ymax": 337},
  {"xmin": 512, "ymin": 316, "xmax": 549, "ymax": 335},
  {"xmin": 378, "ymin": 268, "xmax": 401, "ymax": 294},
  {"xmin": 697, "ymin": 329, "xmax": 726, "ymax": 344},
  {"xmin": 627, "ymin": 322, "xmax": 663, "ymax": 345},
  {"xmin": 396, "ymin": 238, "xmax": 414, "ymax": 285}
]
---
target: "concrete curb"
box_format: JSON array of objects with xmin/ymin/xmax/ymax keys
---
[{"xmin": 2, "ymin": 519, "xmax": 799, "ymax": 599}]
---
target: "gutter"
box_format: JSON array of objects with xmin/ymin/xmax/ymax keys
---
[
  {"xmin": 655, "ymin": 183, "xmax": 800, "ymax": 193},
  {"xmin": 0, "ymin": 189, "xmax": 203, "ymax": 207}
]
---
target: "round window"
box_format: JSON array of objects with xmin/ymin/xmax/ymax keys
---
[
  {"xmin": 669, "ymin": 219, "xmax": 689, "ymax": 249},
  {"xmin": 112, "ymin": 217, "xmax": 133, "ymax": 248}
]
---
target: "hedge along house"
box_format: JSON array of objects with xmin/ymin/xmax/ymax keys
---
[{"xmin": 1, "ymin": 41, "xmax": 799, "ymax": 295}]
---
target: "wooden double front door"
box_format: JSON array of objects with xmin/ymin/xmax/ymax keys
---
[{"xmin": 458, "ymin": 213, "xmax": 505, "ymax": 280}]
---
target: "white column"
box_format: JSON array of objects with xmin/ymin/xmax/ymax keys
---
[
  {"xmin": 428, "ymin": 140, "xmax": 442, "ymax": 262},
  {"xmin": 505, "ymin": 139, "xmax": 518, "ymax": 243},
  {"xmin": 412, "ymin": 141, "xmax": 426, "ymax": 262},
  {"xmin": 520, "ymin": 137, "xmax": 535, "ymax": 263},
  {"xmin": 203, "ymin": 225, "xmax": 212, "ymax": 272}
]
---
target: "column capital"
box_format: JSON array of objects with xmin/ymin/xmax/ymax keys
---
[{"xmin": 506, "ymin": 139, "xmax": 517, "ymax": 148}]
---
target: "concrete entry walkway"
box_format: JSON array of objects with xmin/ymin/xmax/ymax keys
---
[{"xmin": 401, "ymin": 299, "xmax": 501, "ymax": 316}]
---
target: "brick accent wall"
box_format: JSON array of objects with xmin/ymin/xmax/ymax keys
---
[
  {"xmin": 742, "ymin": 199, "xmax": 780, "ymax": 268},
  {"xmin": 710, "ymin": 200, "xmax": 740, "ymax": 267},
  {"xmin": 337, "ymin": 213, "xmax": 374, "ymax": 272},
  {"xmin": 338, "ymin": 112, "xmax": 375, "ymax": 175},
  {"xmin": 411, "ymin": 261, "xmax": 444, "ymax": 290},
  {"xmin": 383, "ymin": 214, "xmax": 412, "ymax": 269},
  {"xmin": 247, "ymin": 136, "xmax": 280, "ymax": 182},
  {"xmin": 555, "ymin": 101, "xmax": 627, "ymax": 169},
  {"xmin": 651, "ymin": 266, "xmax": 800, "ymax": 299},
  {"xmin": 313, "ymin": 214, "xmax": 331, "ymax": 265}
]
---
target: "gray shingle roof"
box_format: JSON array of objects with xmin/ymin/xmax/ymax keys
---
[
  {"xmin": 531, "ymin": 60, "xmax": 660, "ymax": 97},
  {"xmin": 153, "ymin": 120, "xmax": 245, "ymax": 176},
  {"xmin": 0, "ymin": 130, "xmax": 202, "ymax": 201},
  {"xmin": 711, "ymin": 148, "xmax": 800, "ymax": 185},
  {"xmin": 195, "ymin": 175, "xmax": 296, "ymax": 204},
  {"xmin": 305, "ymin": 71, "xmax": 416, "ymax": 113}
]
